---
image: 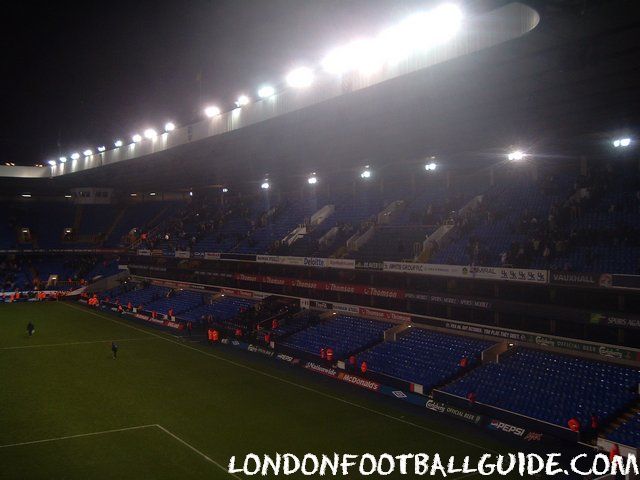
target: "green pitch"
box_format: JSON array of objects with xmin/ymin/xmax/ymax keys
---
[{"xmin": 0, "ymin": 302, "xmax": 513, "ymax": 479}]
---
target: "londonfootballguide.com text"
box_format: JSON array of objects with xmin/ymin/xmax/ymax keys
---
[{"xmin": 228, "ymin": 452, "xmax": 638, "ymax": 477}]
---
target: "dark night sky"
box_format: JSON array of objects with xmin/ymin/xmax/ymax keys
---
[{"xmin": 3, "ymin": 0, "xmax": 486, "ymax": 166}]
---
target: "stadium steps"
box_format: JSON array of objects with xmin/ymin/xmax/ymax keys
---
[
  {"xmin": 72, "ymin": 205, "xmax": 83, "ymax": 232},
  {"xmin": 601, "ymin": 398, "xmax": 640, "ymax": 436},
  {"xmin": 432, "ymin": 357, "xmax": 494, "ymax": 395},
  {"xmin": 147, "ymin": 204, "xmax": 172, "ymax": 230},
  {"xmin": 103, "ymin": 206, "xmax": 128, "ymax": 245}
]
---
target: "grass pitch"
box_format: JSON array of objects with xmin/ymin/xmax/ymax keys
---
[{"xmin": 0, "ymin": 302, "xmax": 514, "ymax": 479}]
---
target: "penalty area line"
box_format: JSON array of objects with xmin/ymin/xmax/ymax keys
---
[
  {"xmin": 0, "ymin": 423, "xmax": 239, "ymax": 479},
  {"xmin": 155, "ymin": 424, "xmax": 242, "ymax": 479},
  {"xmin": 0, "ymin": 424, "xmax": 156, "ymax": 449}
]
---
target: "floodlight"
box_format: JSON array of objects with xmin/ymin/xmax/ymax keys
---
[
  {"xmin": 48, "ymin": 160, "xmax": 57, "ymax": 166},
  {"xmin": 307, "ymin": 175, "xmax": 318, "ymax": 185},
  {"xmin": 130, "ymin": 193, "xmax": 137, "ymax": 197},
  {"xmin": 114, "ymin": 140, "xmax": 123, "ymax": 147},
  {"xmin": 360, "ymin": 167, "xmax": 372, "ymax": 179},
  {"xmin": 286, "ymin": 67, "xmax": 313, "ymax": 88},
  {"xmin": 261, "ymin": 181, "xmax": 270, "ymax": 190},
  {"xmin": 204, "ymin": 105, "xmax": 221, "ymax": 117},
  {"xmin": 83, "ymin": 149, "xmax": 93, "ymax": 156},
  {"xmin": 59, "ymin": 157, "xmax": 67, "ymax": 163},
  {"xmin": 132, "ymin": 134, "xmax": 142, "ymax": 143},
  {"xmin": 164, "ymin": 122, "xmax": 176, "ymax": 132},
  {"xmin": 400, "ymin": 4, "xmax": 462, "ymax": 50},
  {"xmin": 258, "ymin": 85, "xmax": 275, "ymax": 98},
  {"xmin": 149, "ymin": 192, "xmax": 157, "ymax": 196},
  {"xmin": 222, "ymin": 188, "xmax": 229, "ymax": 193},
  {"xmin": 425, "ymin": 162, "xmax": 437, "ymax": 171},
  {"xmin": 613, "ymin": 138, "xmax": 632, "ymax": 148},
  {"xmin": 21, "ymin": 194, "xmax": 32, "ymax": 198},
  {"xmin": 64, "ymin": 194, "xmax": 72, "ymax": 198},
  {"xmin": 376, "ymin": 26, "xmax": 411, "ymax": 65},
  {"xmin": 144, "ymin": 128, "xmax": 157, "ymax": 139},
  {"xmin": 321, "ymin": 46, "xmax": 353, "ymax": 75},
  {"xmin": 97, "ymin": 146, "xmax": 106, "ymax": 152},
  {"xmin": 70, "ymin": 152, "xmax": 80, "ymax": 160},
  {"xmin": 507, "ymin": 150, "xmax": 524, "ymax": 161},
  {"xmin": 235, "ymin": 95, "xmax": 250, "ymax": 108}
]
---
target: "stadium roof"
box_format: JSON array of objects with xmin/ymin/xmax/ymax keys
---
[{"xmin": 1, "ymin": 0, "xmax": 638, "ymax": 194}]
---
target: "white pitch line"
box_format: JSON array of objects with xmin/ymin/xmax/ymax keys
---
[
  {"xmin": 0, "ymin": 337, "xmax": 153, "ymax": 351},
  {"xmin": 0, "ymin": 423, "xmax": 239, "ymax": 479},
  {"xmin": 65, "ymin": 303, "xmax": 499, "ymax": 455},
  {"xmin": 155, "ymin": 424, "xmax": 242, "ymax": 479},
  {"xmin": 0, "ymin": 424, "xmax": 156, "ymax": 449}
]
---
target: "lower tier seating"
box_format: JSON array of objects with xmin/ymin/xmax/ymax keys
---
[
  {"xmin": 280, "ymin": 315, "xmax": 392, "ymax": 358},
  {"xmin": 442, "ymin": 348, "xmax": 640, "ymax": 431},
  {"xmin": 358, "ymin": 328, "xmax": 493, "ymax": 390}
]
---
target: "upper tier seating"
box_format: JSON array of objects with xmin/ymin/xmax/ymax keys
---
[
  {"xmin": 358, "ymin": 328, "xmax": 493, "ymax": 390},
  {"xmin": 442, "ymin": 348, "xmax": 640, "ymax": 431},
  {"xmin": 280, "ymin": 315, "xmax": 392, "ymax": 358}
]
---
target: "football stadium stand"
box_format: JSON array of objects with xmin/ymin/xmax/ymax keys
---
[
  {"xmin": 608, "ymin": 412, "xmax": 640, "ymax": 448},
  {"xmin": 440, "ymin": 348, "xmax": 640, "ymax": 432},
  {"xmin": 279, "ymin": 315, "xmax": 392, "ymax": 358},
  {"xmin": 357, "ymin": 328, "xmax": 494, "ymax": 391}
]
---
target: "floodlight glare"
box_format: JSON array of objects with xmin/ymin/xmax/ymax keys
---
[
  {"xmin": 351, "ymin": 39, "xmax": 384, "ymax": 74},
  {"xmin": 48, "ymin": 160, "xmax": 57, "ymax": 166},
  {"xmin": 507, "ymin": 150, "xmax": 524, "ymax": 161},
  {"xmin": 114, "ymin": 140, "xmax": 123, "ymax": 147},
  {"xmin": 144, "ymin": 128, "xmax": 158, "ymax": 139},
  {"xmin": 21, "ymin": 194, "xmax": 32, "ymax": 198},
  {"xmin": 360, "ymin": 167, "xmax": 372, "ymax": 179},
  {"xmin": 613, "ymin": 139, "xmax": 621, "ymax": 147},
  {"xmin": 204, "ymin": 105, "xmax": 221, "ymax": 117},
  {"xmin": 377, "ymin": 26, "xmax": 411, "ymax": 65},
  {"xmin": 97, "ymin": 146, "xmax": 106, "ymax": 152},
  {"xmin": 164, "ymin": 122, "xmax": 176, "ymax": 132},
  {"xmin": 235, "ymin": 95, "xmax": 250, "ymax": 108},
  {"xmin": 621, "ymin": 138, "xmax": 631, "ymax": 147},
  {"xmin": 83, "ymin": 149, "xmax": 93, "ymax": 156},
  {"xmin": 149, "ymin": 192, "xmax": 157, "ymax": 196},
  {"xmin": 261, "ymin": 181, "xmax": 270, "ymax": 190},
  {"xmin": 425, "ymin": 162, "xmax": 437, "ymax": 171},
  {"xmin": 70, "ymin": 152, "xmax": 80, "ymax": 160},
  {"xmin": 59, "ymin": 157, "xmax": 67, "ymax": 163},
  {"xmin": 132, "ymin": 134, "xmax": 142, "ymax": 143},
  {"xmin": 400, "ymin": 4, "xmax": 462, "ymax": 50},
  {"xmin": 307, "ymin": 175, "xmax": 318, "ymax": 185},
  {"xmin": 286, "ymin": 67, "xmax": 314, "ymax": 88},
  {"xmin": 64, "ymin": 194, "xmax": 72, "ymax": 198},
  {"xmin": 258, "ymin": 85, "xmax": 275, "ymax": 98},
  {"xmin": 429, "ymin": 3, "xmax": 463, "ymax": 43},
  {"xmin": 321, "ymin": 46, "xmax": 353, "ymax": 75},
  {"xmin": 222, "ymin": 188, "xmax": 229, "ymax": 193}
]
